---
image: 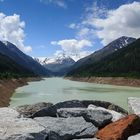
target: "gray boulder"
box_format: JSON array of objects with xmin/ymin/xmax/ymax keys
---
[
  {"xmin": 81, "ymin": 100, "xmax": 128, "ymax": 115},
  {"xmin": 57, "ymin": 108, "xmax": 112, "ymax": 127},
  {"xmin": 34, "ymin": 116, "xmax": 98, "ymax": 139},
  {"xmin": 0, "ymin": 134, "xmax": 34, "ymax": 140},
  {"xmin": 85, "ymin": 110, "xmax": 112, "ymax": 127},
  {"xmin": 88, "ymin": 104, "xmax": 125, "ymax": 122},
  {"xmin": 0, "ymin": 107, "xmax": 20, "ymax": 118},
  {"xmin": 46, "ymin": 131, "xmax": 62, "ymax": 140},
  {"xmin": 0, "ymin": 118, "xmax": 45, "ymax": 139},
  {"xmin": 32, "ymin": 100, "xmax": 85, "ymax": 118},
  {"xmin": 128, "ymin": 133, "xmax": 140, "ymax": 140},
  {"xmin": 15, "ymin": 102, "xmax": 53, "ymax": 117},
  {"xmin": 57, "ymin": 108, "xmax": 87, "ymax": 117},
  {"xmin": 128, "ymin": 97, "xmax": 140, "ymax": 115},
  {"xmin": 1, "ymin": 133, "xmax": 47, "ymax": 140},
  {"xmin": 32, "ymin": 100, "xmax": 128, "ymax": 118}
]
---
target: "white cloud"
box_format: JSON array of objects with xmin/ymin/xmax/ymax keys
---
[
  {"xmin": 37, "ymin": 49, "xmax": 93, "ymax": 62},
  {"xmin": 81, "ymin": 1, "xmax": 140, "ymax": 45},
  {"xmin": 40, "ymin": 0, "xmax": 67, "ymax": 8},
  {"xmin": 51, "ymin": 39, "xmax": 93, "ymax": 61},
  {"xmin": 70, "ymin": 51, "xmax": 93, "ymax": 61},
  {"xmin": 69, "ymin": 23, "xmax": 77, "ymax": 29},
  {"xmin": 77, "ymin": 28, "xmax": 90, "ymax": 37},
  {"xmin": 51, "ymin": 39, "xmax": 92, "ymax": 53},
  {"xmin": 0, "ymin": 13, "xmax": 32, "ymax": 52}
]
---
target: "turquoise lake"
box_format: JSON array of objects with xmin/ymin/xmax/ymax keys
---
[{"xmin": 10, "ymin": 77, "xmax": 140, "ymax": 110}]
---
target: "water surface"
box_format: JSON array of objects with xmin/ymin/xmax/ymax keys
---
[{"xmin": 10, "ymin": 78, "xmax": 140, "ymax": 110}]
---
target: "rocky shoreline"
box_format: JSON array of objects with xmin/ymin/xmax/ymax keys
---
[
  {"xmin": 0, "ymin": 77, "xmax": 42, "ymax": 107},
  {"xmin": 66, "ymin": 77, "xmax": 140, "ymax": 87},
  {"xmin": 0, "ymin": 98, "xmax": 140, "ymax": 140}
]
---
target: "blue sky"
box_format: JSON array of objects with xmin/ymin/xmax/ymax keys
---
[{"xmin": 0, "ymin": 0, "xmax": 140, "ymax": 61}]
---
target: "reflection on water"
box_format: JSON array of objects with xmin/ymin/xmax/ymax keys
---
[{"xmin": 10, "ymin": 78, "xmax": 140, "ymax": 110}]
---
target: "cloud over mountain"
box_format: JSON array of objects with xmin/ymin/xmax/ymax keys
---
[
  {"xmin": 51, "ymin": 39, "xmax": 93, "ymax": 61},
  {"xmin": 51, "ymin": 39, "xmax": 92, "ymax": 53},
  {"xmin": 95, "ymin": 2, "xmax": 140, "ymax": 45},
  {"xmin": 79, "ymin": 1, "xmax": 140, "ymax": 45},
  {"xmin": 0, "ymin": 13, "xmax": 32, "ymax": 52}
]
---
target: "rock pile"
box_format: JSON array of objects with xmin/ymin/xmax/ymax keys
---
[{"xmin": 0, "ymin": 98, "xmax": 140, "ymax": 140}]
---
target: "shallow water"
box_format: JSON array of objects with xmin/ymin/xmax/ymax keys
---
[{"xmin": 10, "ymin": 77, "xmax": 140, "ymax": 110}]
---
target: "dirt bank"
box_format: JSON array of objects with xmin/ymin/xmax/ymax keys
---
[
  {"xmin": 0, "ymin": 77, "xmax": 42, "ymax": 107},
  {"xmin": 67, "ymin": 77, "xmax": 140, "ymax": 87}
]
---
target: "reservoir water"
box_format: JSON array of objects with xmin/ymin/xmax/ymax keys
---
[{"xmin": 10, "ymin": 78, "xmax": 140, "ymax": 110}]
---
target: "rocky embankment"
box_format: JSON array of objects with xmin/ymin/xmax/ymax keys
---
[
  {"xmin": 67, "ymin": 77, "xmax": 140, "ymax": 87},
  {"xmin": 0, "ymin": 98, "xmax": 140, "ymax": 140},
  {"xmin": 0, "ymin": 77, "xmax": 42, "ymax": 107}
]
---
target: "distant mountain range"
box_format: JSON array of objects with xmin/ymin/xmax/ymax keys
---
[
  {"xmin": 0, "ymin": 41, "xmax": 51, "ymax": 78},
  {"xmin": 34, "ymin": 53, "xmax": 75, "ymax": 76},
  {"xmin": 66, "ymin": 36, "xmax": 140, "ymax": 78},
  {"xmin": 69, "ymin": 36, "xmax": 136, "ymax": 70},
  {"xmin": 0, "ymin": 36, "xmax": 139, "ymax": 79}
]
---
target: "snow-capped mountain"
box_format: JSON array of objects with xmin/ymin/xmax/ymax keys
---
[
  {"xmin": 106, "ymin": 36, "xmax": 136, "ymax": 51},
  {"xmin": 66, "ymin": 37, "xmax": 140, "ymax": 77},
  {"xmin": 70, "ymin": 36, "xmax": 136, "ymax": 70},
  {"xmin": 34, "ymin": 53, "xmax": 75, "ymax": 76}
]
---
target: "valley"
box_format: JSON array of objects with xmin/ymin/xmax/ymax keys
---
[
  {"xmin": 0, "ymin": 36, "xmax": 140, "ymax": 108},
  {"xmin": 1, "ymin": 1, "xmax": 140, "ymax": 139}
]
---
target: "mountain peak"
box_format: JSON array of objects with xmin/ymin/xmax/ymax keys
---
[
  {"xmin": 1, "ymin": 40, "xmax": 10, "ymax": 46},
  {"xmin": 69, "ymin": 36, "xmax": 136, "ymax": 70},
  {"xmin": 35, "ymin": 53, "xmax": 75, "ymax": 65},
  {"xmin": 106, "ymin": 36, "xmax": 136, "ymax": 50},
  {"xmin": 34, "ymin": 54, "xmax": 75, "ymax": 76}
]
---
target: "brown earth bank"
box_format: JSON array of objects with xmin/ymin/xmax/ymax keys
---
[
  {"xmin": 0, "ymin": 77, "xmax": 42, "ymax": 107},
  {"xmin": 66, "ymin": 77, "xmax": 140, "ymax": 87}
]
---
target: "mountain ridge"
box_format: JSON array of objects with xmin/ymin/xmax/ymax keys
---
[
  {"xmin": 66, "ymin": 38, "xmax": 140, "ymax": 78},
  {"xmin": 0, "ymin": 41, "xmax": 51, "ymax": 76},
  {"xmin": 69, "ymin": 36, "xmax": 136, "ymax": 71}
]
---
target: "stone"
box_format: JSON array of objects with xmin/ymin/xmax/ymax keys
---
[
  {"xmin": 46, "ymin": 131, "xmax": 62, "ymax": 140},
  {"xmin": 0, "ymin": 133, "xmax": 47, "ymax": 140},
  {"xmin": 57, "ymin": 108, "xmax": 87, "ymax": 117},
  {"xmin": 57, "ymin": 108, "xmax": 112, "ymax": 128},
  {"xmin": 0, "ymin": 134, "xmax": 34, "ymax": 140},
  {"xmin": 15, "ymin": 102, "xmax": 53, "ymax": 117},
  {"xmin": 32, "ymin": 100, "xmax": 85, "ymax": 118},
  {"xmin": 96, "ymin": 114, "xmax": 140, "ymax": 140},
  {"xmin": 34, "ymin": 116, "xmax": 98, "ymax": 139},
  {"xmin": 128, "ymin": 133, "xmax": 140, "ymax": 140},
  {"xmin": 88, "ymin": 104, "xmax": 125, "ymax": 122},
  {"xmin": 0, "ymin": 118, "xmax": 45, "ymax": 139},
  {"xmin": 86, "ymin": 110, "xmax": 112, "ymax": 128},
  {"xmin": 0, "ymin": 107, "xmax": 20, "ymax": 118},
  {"xmin": 81, "ymin": 100, "xmax": 128, "ymax": 115},
  {"xmin": 128, "ymin": 97, "xmax": 140, "ymax": 115}
]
